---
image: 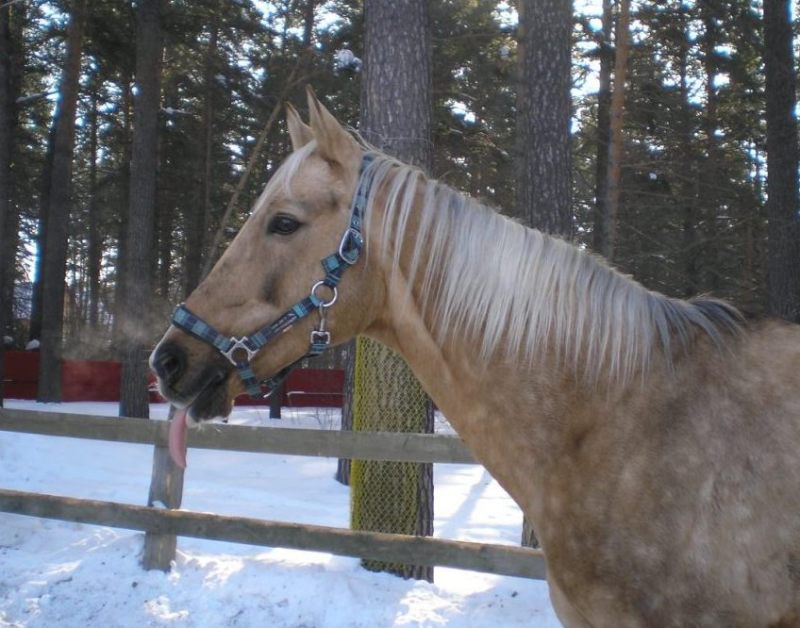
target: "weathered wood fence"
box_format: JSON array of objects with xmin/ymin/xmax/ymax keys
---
[{"xmin": 0, "ymin": 407, "xmax": 546, "ymax": 580}]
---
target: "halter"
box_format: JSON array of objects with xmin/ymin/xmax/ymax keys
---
[{"xmin": 171, "ymin": 153, "xmax": 375, "ymax": 398}]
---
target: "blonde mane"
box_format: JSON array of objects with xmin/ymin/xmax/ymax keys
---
[
  {"xmin": 358, "ymin": 151, "xmax": 741, "ymax": 383},
  {"xmin": 265, "ymin": 143, "xmax": 741, "ymax": 384}
]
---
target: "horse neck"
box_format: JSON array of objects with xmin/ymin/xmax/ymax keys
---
[{"xmin": 361, "ymin": 169, "xmax": 617, "ymax": 493}]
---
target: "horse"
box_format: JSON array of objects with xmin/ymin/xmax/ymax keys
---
[{"xmin": 150, "ymin": 87, "xmax": 800, "ymax": 627}]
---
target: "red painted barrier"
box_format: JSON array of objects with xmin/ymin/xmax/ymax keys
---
[
  {"xmin": 2, "ymin": 352, "xmax": 343, "ymax": 408},
  {"xmin": 283, "ymin": 368, "xmax": 344, "ymax": 408},
  {"xmin": 3, "ymin": 351, "xmax": 38, "ymax": 400}
]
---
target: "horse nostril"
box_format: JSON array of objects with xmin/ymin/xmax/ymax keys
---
[{"xmin": 153, "ymin": 343, "xmax": 186, "ymax": 385}]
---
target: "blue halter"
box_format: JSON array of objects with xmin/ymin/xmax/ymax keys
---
[{"xmin": 171, "ymin": 153, "xmax": 375, "ymax": 398}]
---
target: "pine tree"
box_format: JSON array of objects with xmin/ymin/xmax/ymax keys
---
[
  {"xmin": 0, "ymin": 1, "xmax": 12, "ymax": 404},
  {"xmin": 119, "ymin": 0, "xmax": 162, "ymax": 418},
  {"xmin": 37, "ymin": 0, "xmax": 88, "ymax": 401},
  {"xmin": 515, "ymin": 0, "xmax": 573, "ymax": 235},
  {"xmin": 350, "ymin": 0, "xmax": 434, "ymax": 582},
  {"xmin": 764, "ymin": 0, "xmax": 800, "ymax": 321}
]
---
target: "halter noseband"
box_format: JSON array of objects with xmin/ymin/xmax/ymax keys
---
[{"xmin": 170, "ymin": 153, "xmax": 375, "ymax": 398}]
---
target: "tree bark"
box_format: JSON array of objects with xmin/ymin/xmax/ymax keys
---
[
  {"xmin": 88, "ymin": 77, "xmax": 101, "ymax": 329},
  {"xmin": 602, "ymin": 0, "xmax": 630, "ymax": 262},
  {"xmin": 0, "ymin": 3, "xmax": 21, "ymax": 348},
  {"xmin": 764, "ymin": 0, "xmax": 800, "ymax": 321},
  {"xmin": 112, "ymin": 78, "xmax": 133, "ymax": 352},
  {"xmin": 699, "ymin": 0, "xmax": 721, "ymax": 294},
  {"xmin": 515, "ymin": 0, "xmax": 573, "ymax": 235},
  {"xmin": 37, "ymin": 0, "xmax": 88, "ymax": 401},
  {"xmin": 184, "ymin": 23, "xmax": 218, "ymax": 296},
  {"xmin": 677, "ymin": 3, "xmax": 699, "ymax": 298},
  {"xmin": 592, "ymin": 0, "xmax": 613, "ymax": 258},
  {"xmin": 119, "ymin": 0, "xmax": 161, "ymax": 418},
  {"xmin": 0, "ymin": 2, "xmax": 11, "ymax": 404},
  {"xmin": 352, "ymin": 0, "xmax": 434, "ymax": 582}
]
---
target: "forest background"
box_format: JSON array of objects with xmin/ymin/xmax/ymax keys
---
[{"xmin": 0, "ymin": 0, "xmax": 798, "ymax": 404}]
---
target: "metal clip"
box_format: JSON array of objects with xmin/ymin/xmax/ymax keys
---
[
  {"xmin": 310, "ymin": 303, "xmax": 331, "ymax": 349},
  {"xmin": 310, "ymin": 329, "xmax": 331, "ymax": 347}
]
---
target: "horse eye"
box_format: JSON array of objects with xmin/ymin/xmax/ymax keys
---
[{"xmin": 267, "ymin": 215, "xmax": 302, "ymax": 236}]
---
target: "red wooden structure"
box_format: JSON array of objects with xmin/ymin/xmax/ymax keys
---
[{"xmin": 2, "ymin": 352, "xmax": 343, "ymax": 407}]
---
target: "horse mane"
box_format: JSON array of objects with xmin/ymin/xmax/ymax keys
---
[
  {"xmin": 267, "ymin": 141, "xmax": 741, "ymax": 384},
  {"xmin": 357, "ymin": 151, "xmax": 742, "ymax": 383}
]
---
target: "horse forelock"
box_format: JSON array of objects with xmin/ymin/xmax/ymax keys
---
[
  {"xmin": 356, "ymin": 151, "xmax": 742, "ymax": 384},
  {"xmin": 250, "ymin": 141, "xmax": 319, "ymax": 216}
]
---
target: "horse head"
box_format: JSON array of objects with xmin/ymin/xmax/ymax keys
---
[{"xmin": 150, "ymin": 88, "xmax": 384, "ymax": 425}]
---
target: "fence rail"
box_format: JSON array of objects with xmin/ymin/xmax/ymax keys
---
[
  {"xmin": 0, "ymin": 407, "xmax": 546, "ymax": 580},
  {"xmin": 0, "ymin": 488, "xmax": 546, "ymax": 579},
  {"xmin": 0, "ymin": 408, "xmax": 477, "ymax": 464}
]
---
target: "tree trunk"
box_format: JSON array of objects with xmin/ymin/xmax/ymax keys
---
[
  {"xmin": 112, "ymin": 78, "xmax": 133, "ymax": 352},
  {"xmin": 352, "ymin": 0, "xmax": 434, "ymax": 582},
  {"xmin": 119, "ymin": 0, "xmax": 161, "ymax": 418},
  {"xmin": 678, "ymin": 3, "xmax": 699, "ymax": 298},
  {"xmin": 515, "ymin": 0, "xmax": 574, "ymax": 548},
  {"xmin": 764, "ymin": 0, "xmax": 800, "ymax": 322},
  {"xmin": 592, "ymin": 0, "xmax": 613, "ymax": 258},
  {"xmin": 37, "ymin": 0, "xmax": 88, "ymax": 401},
  {"xmin": 184, "ymin": 24, "xmax": 217, "ymax": 296},
  {"xmin": 602, "ymin": 0, "xmax": 630, "ymax": 263},
  {"xmin": 88, "ymin": 78, "xmax": 101, "ymax": 329},
  {"xmin": 0, "ymin": 3, "xmax": 11, "ymax": 404},
  {"xmin": 699, "ymin": 0, "xmax": 721, "ymax": 294},
  {"xmin": 515, "ymin": 0, "xmax": 573, "ymax": 235},
  {"xmin": 0, "ymin": 1, "xmax": 21, "ymax": 352}
]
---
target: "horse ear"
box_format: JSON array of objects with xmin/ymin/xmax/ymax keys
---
[
  {"xmin": 306, "ymin": 85, "xmax": 354, "ymax": 164},
  {"xmin": 286, "ymin": 103, "xmax": 313, "ymax": 151}
]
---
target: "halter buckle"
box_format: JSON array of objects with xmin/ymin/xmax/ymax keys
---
[
  {"xmin": 338, "ymin": 227, "xmax": 363, "ymax": 265},
  {"xmin": 221, "ymin": 337, "xmax": 257, "ymax": 366}
]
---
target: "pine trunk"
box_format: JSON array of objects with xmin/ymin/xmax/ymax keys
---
[
  {"xmin": 112, "ymin": 78, "xmax": 133, "ymax": 352},
  {"xmin": 184, "ymin": 24, "xmax": 217, "ymax": 296},
  {"xmin": 700, "ymin": 0, "xmax": 721, "ymax": 294},
  {"xmin": 352, "ymin": 0, "xmax": 434, "ymax": 582},
  {"xmin": 592, "ymin": 0, "xmax": 613, "ymax": 258},
  {"xmin": 764, "ymin": 0, "xmax": 800, "ymax": 322},
  {"xmin": 603, "ymin": 0, "xmax": 630, "ymax": 263},
  {"xmin": 119, "ymin": 0, "xmax": 161, "ymax": 418},
  {"xmin": 678, "ymin": 5, "xmax": 699, "ymax": 298},
  {"xmin": 88, "ymin": 82, "xmax": 101, "ymax": 328},
  {"xmin": 0, "ymin": 3, "xmax": 17, "ymax": 350},
  {"xmin": 515, "ymin": 0, "xmax": 573, "ymax": 235},
  {"xmin": 0, "ymin": 4, "xmax": 11, "ymax": 403},
  {"xmin": 37, "ymin": 0, "xmax": 87, "ymax": 401}
]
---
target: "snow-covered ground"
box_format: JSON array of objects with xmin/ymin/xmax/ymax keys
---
[{"xmin": 0, "ymin": 400, "xmax": 560, "ymax": 627}]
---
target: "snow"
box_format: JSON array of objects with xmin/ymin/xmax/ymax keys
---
[{"xmin": 0, "ymin": 400, "xmax": 560, "ymax": 627}]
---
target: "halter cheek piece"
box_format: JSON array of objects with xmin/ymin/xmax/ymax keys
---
[{"xmin": 170, "ymin": 153, "xmax": 375, "ymax": 399}]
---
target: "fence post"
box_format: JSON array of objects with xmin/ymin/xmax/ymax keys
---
[{"xmin": 142, "ymin": 405, "xmax": 185, "ymax": 571}]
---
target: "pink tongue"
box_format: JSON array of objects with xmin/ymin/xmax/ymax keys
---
[{"xmin": 168, "ymin": 407, "xmax": 189, "ymax": 469}]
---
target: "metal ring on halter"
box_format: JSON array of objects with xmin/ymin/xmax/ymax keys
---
[{"xmin": 311, "ymin": 281, "xmax": 338, "ymax": 308}]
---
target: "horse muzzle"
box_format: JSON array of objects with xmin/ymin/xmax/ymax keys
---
[{"xmin": 150, "ymin": 340, "xmax": 234, "ymax": 420}]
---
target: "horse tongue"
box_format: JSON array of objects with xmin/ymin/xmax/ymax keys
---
[{"xmin": 168, "ymin": 407, "xmax": 189, "ymax": 469}]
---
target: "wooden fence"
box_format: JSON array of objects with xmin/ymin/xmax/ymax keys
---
[{"xmin": 0, "ymin": 407, "xmax": 546, "ymax": 581}]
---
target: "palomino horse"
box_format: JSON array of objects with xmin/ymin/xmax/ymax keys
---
[{"xmin": 151, "ymin": 88, "xmax": 800, "ymax": 627}]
